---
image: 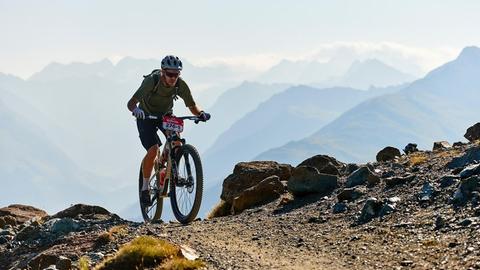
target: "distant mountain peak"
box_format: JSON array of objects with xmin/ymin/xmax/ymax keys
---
[{"xmin": 457, "ymin": 46, "xmax": 480, "ymax": 62}]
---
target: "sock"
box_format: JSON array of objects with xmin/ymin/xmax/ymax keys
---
[{"xmin": 142, "ymin": 177, "xmax": 149, "ymax": 191}]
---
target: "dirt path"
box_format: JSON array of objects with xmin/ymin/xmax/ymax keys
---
[{"xmin": 138, "ymin": 204, "xmax": 348, "ymax": 270}]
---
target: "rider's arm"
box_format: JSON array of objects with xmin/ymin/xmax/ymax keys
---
[
  {"xmin": 127, "ymin": 97, "xmax": 139, "ymax": 112},
  {"xmin": 128, "ymin": 76, "xmax": 154, "ymax": 112},
  {"xmin": 188, "ymin": 105, "xmax": 203, "ymax": 116}
]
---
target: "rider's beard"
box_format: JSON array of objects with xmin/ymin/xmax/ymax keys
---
[{"xmin": 163, "ymin": 76, "xmax": 177, "ymax": 87}]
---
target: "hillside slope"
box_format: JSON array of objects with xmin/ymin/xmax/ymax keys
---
[{"xmin": 3, "ymin": 132, "xmax": 480, "ymax": 269}]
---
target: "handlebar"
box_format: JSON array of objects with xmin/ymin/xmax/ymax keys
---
[{"xmin": 145, "ymin": 115, "xmax": 205, "ymax": 124}]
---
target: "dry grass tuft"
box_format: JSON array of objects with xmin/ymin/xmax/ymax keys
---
[
  {"xmin": 408, "ymin": 152, "xmax": 429, "ymax": 166},
  {"xmin": 95, "ymin": 232, "xmax": 114, "ymax": 247},
  {"xmin": 207, "ymin": 200, "xmax": 232, "ymax": 219},
  {"xmin": 433, "ymin": 148, "xmax": 461, "ymax": 159},
  {"xmin": 95, "ymin": 236, "xmax": 182, "ymax": 270},
  {"xmin": 109, "ymin": 225, "xmax": 128, "ymax": 237},
  {"xmin": 79, "ymin": 256, "xmax": 90, "ymax": 270},
  {"xmin": 157, "ymin": 257, "xmax": 206, "ymax": 270},
  {"xmin": 95, "ymin": 225, "xmax": 129, "ymax": 247}
]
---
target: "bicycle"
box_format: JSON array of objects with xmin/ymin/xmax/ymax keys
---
[{"xmin": 138, "ymin": 114, "xmax": 205, "ymax": 224}]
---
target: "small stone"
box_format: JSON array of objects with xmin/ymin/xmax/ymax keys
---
[
  {"xmin": 448, "ymin": 242, "xmax": 459, "ymax": 248},
  {"xmin": 435, "ymin": 216, "xmax": 446, "ymax": 230},
  {"xmin": 400, "ymin": 260, "xmax": 414, "ymax": 266},
  {"xmin": 418, "ymin": 182, "xmax": 435, "ymax": 202},
  {"xmin": 459, "ymin": 218, "xmax": 477, "ymax": 227},
  {"xmin": 332, "ymin": 202, "xmax": 348, "ymax": 214},
  {"xmin": 379, "ymin": 203, "xmax": 396, "ymax": 217},
  {"xmin": 307, "ymin": 217, "xmax": 320, "ymax": 223}
]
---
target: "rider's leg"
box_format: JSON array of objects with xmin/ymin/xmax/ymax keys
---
[
  {"xmin": 142, "ymin": 144, "xmax": 159, "ymax": 181},
  {"xmin": 137, "ymin": 118, "xmax": 162, "ymax": 194}
]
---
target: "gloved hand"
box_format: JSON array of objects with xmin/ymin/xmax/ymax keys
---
[
  {"xmin": 198, "ymin": 111, "xmax": 211, "ymax": 122},
  {"xmin": 132, "ymin": 107, "xmax": 145, "ymax": 119}
]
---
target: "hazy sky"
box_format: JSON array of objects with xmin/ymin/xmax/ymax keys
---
[{"xmin": 1, "ymin": 0, "xmax": 479, "ymax": 78}]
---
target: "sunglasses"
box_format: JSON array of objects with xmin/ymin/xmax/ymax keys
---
[{"xmin": 165, "ymin": 71, "xmax": 180, "ymax": 78}]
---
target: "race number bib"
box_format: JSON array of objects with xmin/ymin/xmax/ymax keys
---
[{"xmin": 162, "ymin": 116, "xmax": 184, "ymax": 132}]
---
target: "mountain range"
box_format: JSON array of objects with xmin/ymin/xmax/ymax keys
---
[{"xmin": 257, "ymin": 46, "xmax": 480, "ymax": 165}]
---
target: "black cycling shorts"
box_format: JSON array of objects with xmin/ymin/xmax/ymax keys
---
[{"xmin": 136, "ymin": 119, "xmax": 167, "ymax": 150}]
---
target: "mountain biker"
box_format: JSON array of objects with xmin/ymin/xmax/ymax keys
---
[{"xmin": 127, "ymin": 55, "xmax": 211, "ymax": 205}]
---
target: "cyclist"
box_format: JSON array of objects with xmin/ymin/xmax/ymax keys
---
[{"xmin": 127, "ymin": 55, "xmax": 211, "ymax": 205}]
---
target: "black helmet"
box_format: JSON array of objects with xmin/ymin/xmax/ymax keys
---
[{"xmin": 161, "ymin": 55, "xmax": 183, "ymax": 70}]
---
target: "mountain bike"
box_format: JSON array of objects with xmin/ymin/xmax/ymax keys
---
[{"xmin": 138, "ymin": 114, "xmax": 204, "ymax": 224}]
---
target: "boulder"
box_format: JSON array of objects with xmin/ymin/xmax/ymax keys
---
[
  {"xmin": 452, "ymin": 176, "xmax": 480, "ymax": 205},
  {"xmin": 344, "ymin": 163, "xmax": 360, "ymax": 176},
  {"xmin": 439, "ymin": 175, "xmax": 459, "ymax": 188},
  {"xmin": 433, "ymin": 141, "xmax": 451, "ymax": 151},
  {"xmin": 376, "ymin": 147, "xmax": 401, "ymax": 162},
  {"xmin": 358, "ymin": 198, "xmax": 383, "ymax": 223},
  {"xmin": 28, "ymin": 254, "xmax": 58, "ymax": 270},
  {"xmin": 453, "ymin": 142, "xmax": 466, "ymax": 147},
  {"xmin": 287, "ymin": 166, "xmax": 338, "ymax": 196},
  {"xmin": 56, "ymin": 256, "xmax": 72, "ymax": 270},
  {"xmin": 231, "ymin": 176, "xmax": 285, "ymax": 213},
  {"xmin": 0, "ymin": 205, "xmax": 48, "ymax": 227},
  {"xmin": 45, "ymin": 218, "xmax": 80, "ymax": 234},
  {"xmin": 384, "ymin": 174, "xmax": 416, "ymax": 188},
  {"xmin": 465, "ymin": 123, "xmax": 480, "ymax": 142},
  {"xmin": 403, "ymin": 143, "xmax": 418, "ymax": 154},
  {"xmin": 345, "ymin": 166, "xmax": 380, "ymax": 188},
  {"xmin": 459, "ymin": 164, "xmax": 480, "ymax": 179},
  {"xmin": 52, "ymin": 204, "xmax": 110, "ymax": 219},
  {"xmin": 447, "ymin": 146, "xmax": 480, "ymax": 169},
  {"xmin": 221, "ymin": 161, "xmax": 293, "ymax": 203},
  {"xmin": 337, "ymin": 186, "xmax": 367, "ymax": 202},
  {"xmin": 297, "ymin": 155, "xmax": 344, "ymax": 175}
]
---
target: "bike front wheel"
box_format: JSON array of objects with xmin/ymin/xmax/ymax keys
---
[
  {"xmin": 170, "ymin": 144, "xmax": 203, "ymax": 224},
  {"xmin": 138, "ymin": 163, "xmax": 163, "ymax": 222}
]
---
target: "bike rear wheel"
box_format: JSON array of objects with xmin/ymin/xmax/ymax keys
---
[
  {"xmin": 138, "ymin": 163, "xmax": 163, "ymax": 222},
  {"xmin": 170, "ymin": 144, "xmax": 203, "ymax": 224}
]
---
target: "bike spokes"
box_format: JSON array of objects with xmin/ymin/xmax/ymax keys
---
[{"xmin": 170, "ymin": 144, "xmax": 203, "ymax": 224}]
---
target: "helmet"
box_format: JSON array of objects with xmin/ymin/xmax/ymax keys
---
[{"xmin": 161, "ymin": 55, "xmax": 183, "ymax": 70}]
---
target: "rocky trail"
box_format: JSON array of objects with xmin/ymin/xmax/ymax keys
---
[{"xmin": 2, "ymin": 124, "xmax": 480, "ymax": 269}]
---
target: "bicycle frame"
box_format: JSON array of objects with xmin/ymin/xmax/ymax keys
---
[{"xmin": 140, "ymin": 114, "xmax": 204, "ymax": 223}]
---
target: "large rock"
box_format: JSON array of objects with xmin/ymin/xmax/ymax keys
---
[
  {"xmin": 452, "ymin": 176, "xmax": 480, "ymax": 205},
  {"xmin": 345, "ymin": 166, "xmax": 380, "ymax": 187},
  {"xmin": 287, "ymin": 166, "xmax": 338, "ymax": 196},
  {"xmin": 376, "ymin": 147, "xmax": 401, "ymax": 162},
  {"xmin": 0, "ymin": 205, "xmax": 48, "ymax": 228},
  {"xmin": 384, "ymin": 174, "xmax": 416, "ymax": 188},
  {"xmin": 447, "ymin": 146, "xmax": 480, "ymax": 169},
  {"xmin": 433, "ymin": 141, "xmax": 452, "ymax": 151},
  {"xmin": 232, "ymin": 176, "xmax": 285, "ymax": 213},
  {"xmin": 221, "ymin": 161, "xmax": 293, "ymax": 203},
  {"xmin": 52, "ymin": 204, "xmax": 110, "ymax": 219},
  {"xmin": 28, "ymin": 254, "xmax": 59, "ymax": 270},
  {"xmin": 459, "ymin": 164, "xmax": 480, "ymax": 179},
  {"xmin": 298, "ymin": 155, "xmax": 345, "ymax": 175},
  {"xmin": 465, "ymin": 123, "xmax": 480, "ymax": 142},
  {"xmin": 358, "ymin": 198, "xmax": 383, "ymax": 223},
  {"xmin": 337, "ymin": 187, "xmax": 367, "ymax": 202},
  {"xmin": 403, "ymin": 143, "xmax": 418, "ymax": 154}
]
